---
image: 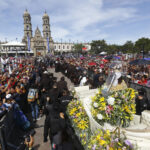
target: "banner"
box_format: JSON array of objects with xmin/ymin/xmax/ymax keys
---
[
  {"xmin": 27, "ymin": 35, "xmax": 30, "ymax": 52},
  {"xmin": 47, "ymin": 37, "xmax": 50, "ymax": 53}
]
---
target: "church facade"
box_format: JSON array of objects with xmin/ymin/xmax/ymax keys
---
[{"xmin": 22, "ymin": 10, "xmax": 54, "ymax": 56}]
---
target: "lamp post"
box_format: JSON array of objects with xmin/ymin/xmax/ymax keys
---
[{"xmin": 61, "ymin": 38, "xmax": 62, "ymax": 55}]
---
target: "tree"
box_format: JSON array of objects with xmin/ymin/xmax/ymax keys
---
[
  {"xmin": 107, "ymin": 44, "xmax": 121, "ymax": 54},
  {"xmin": 122, "ymin": 41, "xmax": 135, "ymax": 53},
  {"xmin": 135, "ymin": 38, "xmax": 150, "ymax": 54},
  {"xmin": 73, "ymin": 44, "xmax": 83, "ymax": 53},
  {"xmin": 90, "ymin": 40, "xmax": 108, "ymax": 54}
]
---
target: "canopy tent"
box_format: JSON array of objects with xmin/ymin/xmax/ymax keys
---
[
  {"xmin": 99, "ymin": 51, "xmax": 107, "ymax": 55},
  {"xmin": 1, "ymin": 41, "xmax": 26, "ymax": 46},
  {"xmin": 129, "ymin": 59, "xmax": 150, "ymax": 65}
]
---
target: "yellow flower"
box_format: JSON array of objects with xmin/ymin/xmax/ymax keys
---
[
  {"xmin": 76, "ymin": 113, "xmax": 81, "ymax": 117},
  {"xmin": 96, "ymin": 134, "xmax": 101, "ymax": 140},
  {"xmin": 99, "ymin": 139, "xmax": 106, "ymax": 145},
  {"xmin": 124, "ymin": 106, "xmax": 130, "ymax": 113},
  {"xmin": 100, "ymin": 97, "xmax": 105, "ymax": 102},
  {"xmin": 131, "ymin": 104, "xmax": 135, "ymax": 109},
  {"xmin": 106, "ymin": 130, "xmax": 110, "ymax": 136},
  {"xmin": 101, "ymin": 102, "xmax": 106, "ymax": 107},
  {"xmin": 69, "ymin": 108, "xmax": 77, "ymax": 115}
]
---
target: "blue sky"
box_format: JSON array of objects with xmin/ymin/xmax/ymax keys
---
[{"xmin": 0, "ymin": 0, "xmax": 150, "ymax": 44}]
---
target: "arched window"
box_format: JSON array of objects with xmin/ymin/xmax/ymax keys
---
[
  {"xmin": 46, "ymin": 33, "xmax": 48, "ymax": 37},
  {"xmin": 26, "ymin": 19, "xmax": 28, "ymax": 23},
  {"xmin": 59, "ymin": 45, "xmax": 61, "ymax": 49},
  {"xmin": 63, "ymin": 45, "xmax": 65, "ymax": 49},
  {"xmin": 67, "ymin": 46, "xmax": 69, "ymax": 49},
  {"xmin": 26, "ymin": 25, "xmax": 29, "ymax": 30}
]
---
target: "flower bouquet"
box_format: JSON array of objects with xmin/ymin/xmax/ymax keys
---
[
  {"xmin": 91, "ymin": 88, "xmax": 137, "ymax": 127},
  {"xmin": 88, "ymin": 128, "xmax": 135, "ymax": 150},
  {"xmin": 67, "ymin": 99, "xmax": 90, "ymax": 147}
]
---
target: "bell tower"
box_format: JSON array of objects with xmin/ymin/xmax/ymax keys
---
[
  {"xmin": 42, "ymin": 11, "xmax": 51, "ymax": 39},
  {"xmin": 23, "ymin": 9, "xmax": 32, "ymax": 40}
]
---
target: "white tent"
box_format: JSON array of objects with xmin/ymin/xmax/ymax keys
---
[
  {"xmin": 1, "ymin": 41, "xmax": 26, "ymax": 46},
  {"xmin": 100, "ymin": 51, "xmax": 107, "ymax": 55}
]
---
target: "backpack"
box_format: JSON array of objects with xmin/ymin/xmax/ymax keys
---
[
  {"xmin": 27, "ymin": 88, "xmax": 37, "ymax": 103},
  {"xmin": 13, "ymin": 103, "xmax": 30, "ymax": 130}
]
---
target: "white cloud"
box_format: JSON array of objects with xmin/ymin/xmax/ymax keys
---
[{"xmin": 0, "ymin": 0, "xmax": 149, "ymax": 44}]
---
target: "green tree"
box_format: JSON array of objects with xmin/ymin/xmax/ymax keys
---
[
  {"xmin": 90, "ymin": 40, "xmax": 108, "ymax": 54},
  {"xmin": 135, "ymin": 38, "xmax": 150, "ymax": 54},
  {"xmin": 73, "ymin": 44, "xmax": 83, "ymax": 53},
  {"xmin": 107, "ymin": 44, "xmax": 121, "ymax": 54},
  {"xmin": 122, "ymin": 41, "xmax": 135, "ymax": 53}
]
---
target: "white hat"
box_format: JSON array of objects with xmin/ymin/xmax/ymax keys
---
[
  {"xmin": 6, "ymin": 94, "xmax": 12, "ymax": 99},
  {"xmin": 43, "ymin": 71, "xmax": 48, "ymax": 74}
]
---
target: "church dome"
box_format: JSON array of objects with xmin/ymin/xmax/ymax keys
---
[
  {"xmin": 43, "ymin": 12, "xmax": 49, "ymax": 18},
  {"xmin": 23, "ymin": 9, "xmax": 30, "ymax": 16}
]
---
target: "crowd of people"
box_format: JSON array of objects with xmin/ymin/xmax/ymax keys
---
[
  {"xmin": 0, "ymin": 54, "xmax": 150, "ymax": 150},
  {"xmin": 0, "ymin": 57, "xmax": 78, "ymax": 150}
]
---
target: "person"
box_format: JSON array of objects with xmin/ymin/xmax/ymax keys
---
[
  {"xmin": 135, "ymin": 88, "xmax": 149, "ymax": 115},
  {"xmin": 93, "ymin": 70, "xmax": 101, "ymax": 88},
  {"xmin": 57, "ymin": 77, "xmax": 68, "ymax": 95},
  {"xmin": 138, "ymin": 75, "xmax": 148, "ymax": 85},
  {"xmin": 27, "ymin": 85, "xmax": 39, "ymax": 122},
  {"xmin": 44, "ymin": 102, "xmax": 66, "ymax": 145},
  {"xmin": 58, "ymin": 90, "xmax": 73, "ymax": 113}
]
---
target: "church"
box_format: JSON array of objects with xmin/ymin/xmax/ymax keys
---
[
  {"xmin": 22, "ymin": 10, "xmax": 54, "ymax": 56},
  {"xmin": 0, "ymin": 10, "xmax": 91, "ymax": 57}
]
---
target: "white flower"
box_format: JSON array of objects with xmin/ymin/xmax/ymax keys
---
[
  {"xmin": 97, "ymin": 114, "xmax": 103, "ymax": 120},
  {"xmin": 107, "ymin": 96, "xmax": 115, "ymax": 105},
  {"xmin": 93, "ymin": 102, "xmax": 98, "ymax": 108}
]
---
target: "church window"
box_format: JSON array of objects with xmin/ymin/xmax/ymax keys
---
[
  {"xmin": 26, "ymin": 25, "xmax": 29, "ymax": 30},
  {"xmin": 59, "ymin": 45, "xmax": 61, "ymax": 49},
  {"xmin": 67, "ymin": 46, "xmax": 69, "ymax": 49},
  {"xmin": 55, "ymin": 46, "xmax": 56, "ymax": 49},
  {"xmin": 46, "ymin": 33, "xmax": 48, "ymax": 37},
  {"xmin": 26, "ymin": 19, "xmax": 28, "ymax": 23},
  {"xmin": 63, "ymin": 45, "xmax": 65, "ymax": 49}
]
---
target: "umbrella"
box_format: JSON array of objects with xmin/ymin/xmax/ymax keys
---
[
  {"xmin": 100, "ymin": 64, "xmax": 104, "ymax": 68},
  {"xmin": 144, "ymin": 58, "xmax": 150, "ymax": 61},
  {"xmin": 101, "ymin": 59, "xmax": 109, "ymax": 63},
  {"xmin": 113, "ymin": 56, "xmax": 121, "ymax": 59},
  {"xmin": 105, "ymin": 55, "xmax": 113, "ymax": 60},
  {"xmin": 99, "ymin": 51, "xmax": 107, "ymax": 55},
  {"xmin": 129, "ymin": 59, "xmax": 150, "ymax": 65},
  {"xmin": 88, "ymin": 62, "xmax": 97, "ymax": 66},
  {"xmin": 80, "ymin": 56, "xmax": 85, "ymax": 60}
]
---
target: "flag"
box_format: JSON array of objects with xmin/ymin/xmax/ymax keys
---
[
  {"xmin": 27, "ymin": 35, "xmax": 30, "ymax": 51},
  {"xmin": 82, "ymin": 47, "xmax": 87, "ymax": 50},
  {"xmin": 47, "ymin": 37, "xmax": 50, "ymax": 53},
  {"xmin": 1, "ymin": 58, "xmax": 5, "ymax": 64},
  {"xmin": 9, "ymin": 65, "xmax": 12, "ymax": 75}
]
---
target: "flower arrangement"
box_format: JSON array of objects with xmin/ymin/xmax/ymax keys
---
[
  {"xmin": 88, "ymin": 128, "xmax": 134, "ymax": 150},
  {"xmin": 91, "ymin": 88, "xmax": 137, "ymax": 127},
  {"xmin": 67, "ymin": 99, "xmax": 90, "ymax": 146}
]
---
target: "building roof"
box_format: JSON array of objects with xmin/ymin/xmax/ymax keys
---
[
  {"xmin": 43, "ymin": 11, "xmax": 49, "ymax": 18},
  {"xmin": 23, "ymin": 9, "xmax": 30, "ymax": 16},
  {"xmin": 1, "ymin": 41, "xmax": 26, "ymax": 46}
]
